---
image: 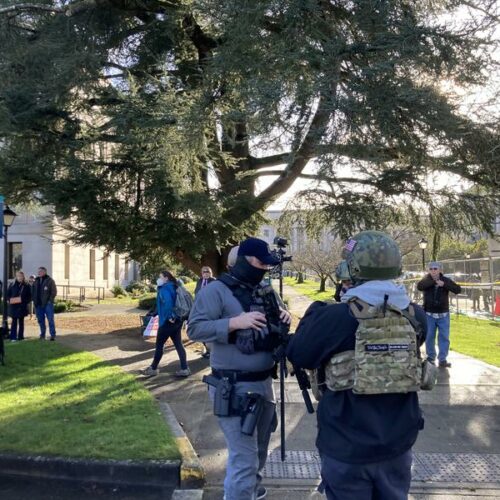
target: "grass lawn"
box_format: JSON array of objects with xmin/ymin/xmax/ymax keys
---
[
  {"xmin": 0, "ymin": 341, "xmax": 179, "ymax": 461},
  {"xmin": 284, "ymin": 276, "xmax": 335, "ymax": 302},
  {"xmin": 450, "ymin": 315, "xmax": 500, "ymax": 367}
]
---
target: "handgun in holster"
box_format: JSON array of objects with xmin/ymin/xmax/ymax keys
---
[{"xmin": 203, "ymin": 374, "xmax": 233, "ymax": 417}]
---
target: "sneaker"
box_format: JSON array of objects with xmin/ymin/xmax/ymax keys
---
[
  {"xmin": 256, "ymin": 486, "xmax": 267, "ymax": 499},
  {"xmin": 49, "ymin": 337, "xmax": 56, "ymax": 342},
  {"xmin": 141, "ymin": 366, "xmax": 159, "ymax": 377},
  {"xmin": 9, "ymin": 339, "xmax": 17, "ymax": 343},
  {"xmin": 438, "ymin": 360, "xmax": 451, "ymax": 368},
  {"xmin": 175, "ymin": 368, "xmax": 191, "ymax": 378}
]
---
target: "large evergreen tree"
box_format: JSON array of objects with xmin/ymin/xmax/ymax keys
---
[{"xmin": 0, "ymin": 0, "xmax": 498, "ymax": 273}]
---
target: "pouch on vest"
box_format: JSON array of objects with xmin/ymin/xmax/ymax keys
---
[{"xmin": 348, "ymin": 297, "xmax": 421, "ymax": 394}]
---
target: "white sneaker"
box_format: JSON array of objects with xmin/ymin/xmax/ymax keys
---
[
  {"xmin": 175, "ymin": 368, "xmax": 191, "ymax": 377},
  {"xmin": 141, "ymin": 366, "xmax": 159, "ymax": 377}
]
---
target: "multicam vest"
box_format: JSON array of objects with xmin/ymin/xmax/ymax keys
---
[{"xmin": 324, "ymin": 297, "xmax": 422, "ymax": 395}]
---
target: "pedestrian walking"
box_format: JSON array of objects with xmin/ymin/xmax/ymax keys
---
[
  {"xmin": 141, "ymin": 270, "xmax": 191, "ymax": 378},
  {"xmin": 7, "ymin": 271, "xmax": 32, "ymax": 341},
  {"xmin": 188, "ymin": 237, "xmax": 291, "ymax": 500},
  {"xmin": 194, "ymin": 266, "xmax": 216, "ymax": 359},
  {"xmin": 287, "ymin": 231, "xmax": 428, "ymax": 500},
  {"xmin": 417, "ymin": 262, "xmax": 461, "ymax": 368},
  {"xmin": 32, "ymin": 267, "xmax": 57, "ymax": 341}
]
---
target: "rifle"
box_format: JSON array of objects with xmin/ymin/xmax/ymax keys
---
[{"xmin": 257, "ymin": 280, "xmax": 314, "ymax": 462}]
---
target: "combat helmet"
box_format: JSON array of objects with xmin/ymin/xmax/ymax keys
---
[
  {"xmin": 342, "ymin": 231, "xmax": 402, "ymax": 282},
  {"xmin": 335, "ymin": 260, "xmax": 351, "ymax": 282}
]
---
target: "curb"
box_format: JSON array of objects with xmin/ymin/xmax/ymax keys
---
[
  {"xmin": 160, "ymin": 402, "xmax": 205, "ymax": 490},
  {"xmin": 0, "ymin": 453, "xmax": 180, "ymax": 493}
]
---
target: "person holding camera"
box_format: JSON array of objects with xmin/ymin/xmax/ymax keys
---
[
  {"xmin": 417, "ymin": 262, "xmax": 461, "ymax": 368},
  {"xmin": 188, "ymin": 237, "xmax": 291, "ymax": 500}
]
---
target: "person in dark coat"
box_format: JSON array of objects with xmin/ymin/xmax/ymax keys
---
[
  {"xmin": 7, "ymin": 271, "xmax": 32, "ymax": 341},
  {"xmin": 194, "ymin": 266, "xmax": 216, "ymax": 359},
  {"xmin": 417, "ymin": 262, "xmax": 461, "ymax": 368},
  {"xmin": 32, "ymin": 267, "xmax": 58, "ymax": 340}
]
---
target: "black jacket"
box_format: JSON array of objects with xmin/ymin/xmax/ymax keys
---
[
  {"xmin": 32, "ymin": 275, "xmax": 57, "ymax": 307},
  {"xmin": 287, "ymin": 300, "xmax": 427, "ymax": 464},
  {"xmin": 194, "ymin": 277, "xmax": 215, "ymax": 296},
  {"xmin": 7, "ymin": 281, "xmax": 32, "ymax": 318},
  {"xmin": 417, "ymin": 274, "xmax": 461, "ymax": 313}
]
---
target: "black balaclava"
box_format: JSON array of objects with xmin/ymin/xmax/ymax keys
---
[{"xmin": 231, "ymin": 256, "xmax": 267, "ymax": 286}]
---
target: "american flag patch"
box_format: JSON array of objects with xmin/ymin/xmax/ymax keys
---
[{"xmin": 344, "ymin": 238, "xmax": 357, "ymax": 252}]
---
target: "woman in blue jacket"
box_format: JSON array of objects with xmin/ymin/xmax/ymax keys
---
[{"xmin": 142, "ymin": 271, "xmax": 190, "ymax": 378}]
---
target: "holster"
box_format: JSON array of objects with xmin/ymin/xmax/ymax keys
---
[{"xmin": 202, "ymin": 375, "xmax": 265, "ymax": 436}]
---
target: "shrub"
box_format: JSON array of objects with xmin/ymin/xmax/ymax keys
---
[
  {"xmin": 111, "ymin": 285, "xmax": 127, "ymax": 297},
  {"xmin": 125, "ymin": 281, "xmax": 150, "ymax": 296},
  {"xmin": 138, "ymin": 294, "xmax": 156, "ymax": 310},
  {"xmin": 54, "ymin": 301, "xmax": 68, "ymax": 313}
]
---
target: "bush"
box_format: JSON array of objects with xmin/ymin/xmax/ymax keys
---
[
  {"xmin": 125, "ymin": 281, "xmax": 150, "ymax": 296},
  {"xmin": 111, "ymin": 285, "xmax": 127, "ymax": 297},
  {"xmin": 54, "ymin": 302, "xmax": 67, "ymax": 313},
  {"xmin": 138, "ymin": 293, "xmax": 156, "ymax": 310}
]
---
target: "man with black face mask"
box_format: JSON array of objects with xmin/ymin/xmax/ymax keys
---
[{"xmin": 188, "ymin": 238, "xmax": 291, "ymax": 500}]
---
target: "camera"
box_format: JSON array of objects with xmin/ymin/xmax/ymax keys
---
[
  {"xmin": 273, "ymin": 236, "xmax": 288, "ymax": 248},
  {"xmin": 271, "ymin": 236, "xmax": 292, "ymax": 264}
]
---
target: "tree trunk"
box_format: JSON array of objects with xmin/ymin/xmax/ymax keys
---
[
  {"xmin": 297, "ymin": 272, "xmax": 304, "ymax": 284},
  {"xmin": 319, "ymin": 277, "xmax": 326, "ymax": 292}
]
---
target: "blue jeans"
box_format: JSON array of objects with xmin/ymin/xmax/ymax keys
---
[
  {"xmin": 36, "ymin": 303, "xmax": 56, "ymax": 339},
  {"xmin": 151, "ymin": 319, "xmax": 187, "ymax": 370},
  {"xmin": 217, "ymin": 399, "xmax": 276, "ymax": 500},
  {"xmin": 319, "ymin": 450, "xmax": 412, "ymax": 500},
  {"xmin": 425, "ymin": 313, "xmax": 450, "ymax": 362}
]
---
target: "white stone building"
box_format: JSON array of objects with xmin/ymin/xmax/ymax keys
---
[
  {"xmin": 258, "ymin": 210, "xmax": 337, "ymax": 252},
  {"xmin": 0, "ymin": 208, "xmax": 139, "ymax": 297}
]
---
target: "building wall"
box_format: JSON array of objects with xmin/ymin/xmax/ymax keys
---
[
  {"xmin": 0, "ymin": 211, "xmax": 53, "ymax": 278},
  {"xmin": 0, "ymin": 209, "xmax": 139, "ymax": 292}
]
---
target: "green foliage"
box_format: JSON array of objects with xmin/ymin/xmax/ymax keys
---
[
  {"xmin": 437, "ymin": 238, "xmax": 489, "ymax": 261},
  {"xmin": 125, "ymin": 281, "xmax": 153, "ymax": 296},
  {"xmin": 0, "ymin": 1, "xmax": 498, "ymax": 274},
  {"xmin": 450, "ymin": 316, "xmax": 500, "ymax": 367},
  {"xmin": 54, "ymin": 299, "xmax": 76, "ymax": 313},
  {"xmin": 178, "ymin": 275, "xmax": 193, "ymax": 284},
  {"xmin": 110, "ymin": 285, "xmax": 127, "ymax": 298},
  {"xmin": 138, "ymin": 293, "xmax": 156, "ymax": 311},
  {"xmin": 0, "ymin": 340, "xmax": 179, "ymax": 459}
]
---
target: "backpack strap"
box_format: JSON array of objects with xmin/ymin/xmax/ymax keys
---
[{"xmin": 347, "ymin": 297, "xmax": 375, "ymax": 319}]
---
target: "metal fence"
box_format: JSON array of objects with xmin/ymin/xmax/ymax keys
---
[
  {"xmin": 285, "ymin": 256, "xmax": 500, "ymax": 318},
  {"xmin": 60, "ymin": 285, "xmax": 106, "ymax": 304}
]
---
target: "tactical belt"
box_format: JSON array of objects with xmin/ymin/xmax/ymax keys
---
[{"xmin": 211, "ymin": 369, "xmax": 273, "ymax": 383}]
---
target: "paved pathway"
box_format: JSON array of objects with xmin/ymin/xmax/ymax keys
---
[{"xmin": 17, "ymin": 284, "xmax": 500, "ymax": 499}]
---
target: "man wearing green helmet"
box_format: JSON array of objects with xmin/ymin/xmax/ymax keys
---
[
  {"xmin": 333, "ymin": 260, "xmax": 352, "ymax": 302},
  {"xmin": 287, "ymin": 231, "xmax": 428, "ymax": 500}
]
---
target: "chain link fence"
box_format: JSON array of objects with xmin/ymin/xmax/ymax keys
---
[{"xmin": 285, "ymin": 257, "xmax": 500, "ymax": 318}]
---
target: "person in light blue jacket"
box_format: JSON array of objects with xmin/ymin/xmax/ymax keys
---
[{"xmin": 141, "ymin": 270, "xmax": 190, "ymax": 378}]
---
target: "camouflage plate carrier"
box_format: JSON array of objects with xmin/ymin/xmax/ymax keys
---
[{"xmin": 324, "ymin": 297, "xmax": 422, "ymax": 395}]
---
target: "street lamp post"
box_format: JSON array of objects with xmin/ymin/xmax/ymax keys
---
[
  {"xmin": 2, "ymin": 206, "xmax": 17, "ymax": 340},
  {"xmin": 418, "ymin": 238, "xmax": 428, "ymax": 272}
]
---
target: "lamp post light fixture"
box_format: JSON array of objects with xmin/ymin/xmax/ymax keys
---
[
  {"xmin": 2, "ymin": 205, "xmax": 17, "ymax": 341},
  {"xmin": 418, "ymin": 238, "xmax": 428, "ymax": 271}
]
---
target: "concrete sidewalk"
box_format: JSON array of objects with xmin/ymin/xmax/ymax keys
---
[{"xmin": 19, "ymin": 283, "xmax": 500, "ymax": 498}]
